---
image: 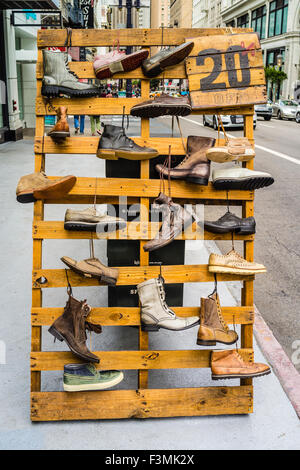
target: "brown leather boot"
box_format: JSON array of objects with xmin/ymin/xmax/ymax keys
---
[
  {"xmin": 211, "ymin": 350, "xmax": 271, "ymax": 381},
  {"xmin": 197, "ymin": 293, "xmax": 238, "ymax": 346},
  {"xmin": 48, "ymin": 294, "xmax": 102, "ymax": 363},
  {"xmin": 47, "ymin": 106, "xmax": 70, "ymax": 140},
  {"xmin": 16, "ymin": 172, "xmax": 76, "ymax": 203},
  {"xmin": 61, "ymin": 256, "xmax": 119, "ymax": 286},
  {"xmin": 143, "ymin": 193, "xmax": 194, "ymax": 252},
  {"xmin": 156, "ymin": 136, "xmax": 215, "ymax": 185}
]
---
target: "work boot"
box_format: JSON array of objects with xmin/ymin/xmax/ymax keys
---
[
  {"xmin": 204, "ymin": 211, "xmax": 256, "ymax": 235},
  {"xmin": 94, "ymin": 48, "xmax": 149, "ymax": 79},
  {"xmin": 211, "ymin": 350, "xmax": 271, "ymax": 380},
  {"xmin": 209, "ymin": 249, "xmax": 266, "ymax": 275},
  {"xmin": 142, "ymin": 41, "xmax": 194, "ymax": 78},
  {"xmin": 97, "ymin": 125, "xmax": 158, "ymax": 160},
  {"xmin": 63, "ymin": 364, "xmax": 124, "ymax": 392},
  {"xmin": 138, "ymin": 276, "xmax": 199, "ymax": 331},
  {"xmin": 197, "ymin": 293, "xmax": 238, "ymax": 346},
  {"xmin": 206, "ymin": 137, "xmax": 255, "ymax": 163},
  {"xmin": 64, "ymin": 207, "xmax": 127, "ymax": 233},
  {"xmin": 47, "ymin": 106, "xmax": 70, "ymax": 140},
  {"xmin": 130, "ymin": 93, "xmax": 192, "ymax": 118},
  {"xmin": 16, "ymin": 172, "xmax": 76, "ymax": 203},
  {"xmin": 156, "ymin": 136, "xmax": 215, "ymax": 185},
  {"xmin": 212, "ymin": 167, "xmax": 274, "ymax": 190},
  {"xmin": 61, "ymin": 256, "xmax": 119, "ymax": 286},
  {"xmin": 143, "ymin": 193, "xmax": 194, "ymax": 252},
  {"xmin": 42, "ymin": 50, "xmax": 100, "ymax": 98},
  {"xmin": 48, "ymin": 294, "xmax": 102, "ymax": 364}
]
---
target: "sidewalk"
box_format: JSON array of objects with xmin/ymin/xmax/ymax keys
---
[{"xmin": 0, "ymin": 137, "xmax": 299, "ymax": 450}]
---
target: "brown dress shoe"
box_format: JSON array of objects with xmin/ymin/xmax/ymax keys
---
[
  {"xmin": 130, "ymin": 93, "xmax": 192, "ymax": 118},
  {"xmin": 61, "ymin": 256, "xmax": 119, "ymax": 286},
  {"xmin": 47, "ymin": 106, "xmax": 70, "ymax": 140},
  {"xmin": 156, "ymin": 136, "xmax": 215, "ymax": 185},
  {"xmin": 16, "ymin": 172, "xmax": 76, "ymax": 203},
  {"xmin": 48, "ymin": 294, "xmax": 102, "ymax": 364},
  {"xmin": 209, "ymin": 249, "xmax": 267, "ymax": 275},
  {"xmin": 143, "ymin": 193, "xmax": 194, "ymax": 252},
  {"xmin": 197, "ymin": 293, "xmax": 238, "ymax": 346},
  {"xmin": 211, "ymin": 350, "xmax": 271, "ymax": 380}
]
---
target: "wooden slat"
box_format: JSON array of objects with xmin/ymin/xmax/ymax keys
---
[
  {"xmin": 31, "ymin": 306, "xmax": 254, "ymax": 326},
  {"xmin": 32, "ymin": 266, "xmax": 255, "ymax": 288},
  {"xmin": 190, "ymin": 86, "xmax": 267, "ymax": 109},
  {"xmin": 188, "ymin": 33, "xmax": 261, "ymax": 56},
  {"xmin": 31, "ymin": 349, "xmax": 253, "ymax": 371},
  {"xmin": 188, "ymin": 68, "xmax": 266, "ymax": 92},
  {"xmin": 186, "ymin": 50, "xmax": 263, "ymax": 75},
  {"xmin": 31, "ymin": 386, "xmax": 253, "ymax": 421}
]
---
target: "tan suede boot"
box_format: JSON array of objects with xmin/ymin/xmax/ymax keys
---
[
  {"xmin": 16, "ymin": 172, "xmax": 76, "ymax": 203},
  {"xmin": 211, "ymin": 350, "xmax": 271, "ymax": 380},
  {"xmin": 47, "ymin": 106, "xmax": 70, "ymax": 140}
]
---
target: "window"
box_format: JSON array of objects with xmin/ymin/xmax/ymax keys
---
[
  {"xmin": 237, "ymin": 13, "xmax": 249, "ymax": 28},
  {"xmin": 226, "ymin": 20, "xmax": 235, "ymax": 27},
  {"xmin": 266, "ymin": 48, "xmax": 285, "ymax": 66},
  {"xmin": 251, "ymin": 5, "xmax": 267, "ymax": 39},
  {"xmin": 269, "ymin": 0, "xmax": 289, "ymax": 37}
]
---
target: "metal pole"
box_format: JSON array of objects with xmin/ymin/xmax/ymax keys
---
[{"xmin": 126, "ymin": 0, "xmax": 133, "ymax": 98}]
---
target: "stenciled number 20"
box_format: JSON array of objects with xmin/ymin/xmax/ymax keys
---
[{"xmin": 196, "ymin": 45, "xmax": 251, "ymax": 91}]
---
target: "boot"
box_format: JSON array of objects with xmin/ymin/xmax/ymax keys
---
[
  {"xmin": 156, "ymin": 136, "xmax": 215, "ymax": 185},
  {"xmin": 130, "ymin": 93, "xmax": 192, "ymax": 118},
  {"xmin": 97, "ymin": 125, "xmax": 158, "ymax": 161},
  {"xmin": 197, "ymin": 293, "xmax": 238, "ymax": 346},
  {"xmin": 211, "ymin": 350, "xmax": 271, "ymax": 380},
  {"xmin": 61, "ymin": 256, "xmax": 119, "ymax": 286},
  {"xmin": 142, "ymin": 41, "xmax": 194, "ymax": 78},
  {"xmin": 138, "ymin": 276, "xmax": 199, "ymax": 331},
  {"xmin": 143, "ymin": 193, "xmax": 194, "ymax": 252},
  {"xmin": 94, "ymin": 48, "xmax": 149, "ymax": 79},
  {"xmin": 209, "ymin": 249, "xmax": 267, "ymax": 275},
  {"xmin": 47, "ymin": 106, "xmax": 70, "ymax": 140},
  {"xmin": 42, "ymin": 50, "xmax": 100, "ymax": 98},
  {"xmin": 16, "ymin": 172, "xmax": 76, "ymax": 203},
  {"xmin": 48, "ymin": 295, "xmax": 102, "ymax": 364}
]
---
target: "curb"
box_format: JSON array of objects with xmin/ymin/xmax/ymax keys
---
[{"xmin": 254, "ymin": 305, "xmax": 300, "ymax": 419}]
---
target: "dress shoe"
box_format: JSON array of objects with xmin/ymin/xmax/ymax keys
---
[
  {"xmin": 208, "ymin": 249, "xmax": 266, "ymax": 275},
  {"xmin": 61, "ymin": 256, "xmax": 119, "ymax": 286},
  {"xmin": 212, "ymin": 167, "xmax": 274, "ymax": 190},
  {"xmin": 64, "ymin": 207, "xmax": 127, "ymax": 233},
  {"xmin": 142, "ymin": 41, "xmax": 194, "ymax": 78},
  {"xmin": 204, "ymin": 211, "xmax": 256, "ymax": 235},
  {"xmin": 130, "ymin": 93, "xmax": 192, "ymax": 118},
  {"xmin": 206, "ymin": 137, "xmax": 255, "ymax": 163}
]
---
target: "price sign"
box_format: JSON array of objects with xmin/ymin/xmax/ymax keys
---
[{"xmin": 186, "ymin": 33, "xmax": 267, "ymax": 109}]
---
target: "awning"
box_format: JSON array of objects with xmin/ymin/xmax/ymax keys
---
[{"xmin": 0, "ymin": 1, "xmax": 59, "ymax": 9}]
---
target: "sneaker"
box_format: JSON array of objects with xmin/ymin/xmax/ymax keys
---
[
  {"xmin": 63, "ymin": 363, "xmax": 124, "ymax": 392},
  {"xmin": 212, "ymin": 167, "xmax": 274, "ymax": 190}
]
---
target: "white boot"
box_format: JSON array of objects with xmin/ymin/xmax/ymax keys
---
[{"xmin": 137, "ymin": 277, "xmax": 199, "ymax": 331}]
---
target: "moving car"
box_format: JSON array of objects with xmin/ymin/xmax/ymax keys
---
[
  {"xmin": 272, "ymin": 99, "xmax": 298, "ymax": 120},
  {"xmin": 203, "ymin": 113, "xmax": 257, "ymax": 130},
  {"xmin": 255, "ymin": 101, "xmax": 273, "ymax": 121}
]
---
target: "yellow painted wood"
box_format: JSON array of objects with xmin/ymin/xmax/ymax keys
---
[
  {"xmin": 190, "ymin": 86, "xmax": 267, "ymax": 109},
  {"xmin": 188, "ymin": 69, "xmax": 266, "ymax": 92},
  {"xmin": 186, "ymin": 51, "xmax": 263, "ymax": 75},
  {"xmin": 188, "ymin": 33, "xmax": 261, "ymax": 56}
]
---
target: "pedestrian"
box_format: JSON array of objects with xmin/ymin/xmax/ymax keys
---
[
  {"xmin": 90, "ymin": 115, "xmax": 101, "ymax": 136},
  {"xmin": 74, "ymin": 115, "xmax": 85, "ymax": 134}
]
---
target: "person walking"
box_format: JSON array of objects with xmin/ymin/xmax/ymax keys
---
[
  {"xmin": 90, "ymin": 115, "xmax": 101, "ymax": 136},
  {"xmin": 74, "ymin": 115, "xmax": 85, "ymax": 134}
]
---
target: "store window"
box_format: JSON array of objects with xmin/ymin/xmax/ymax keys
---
[
  {"xmin": 251, "ymin": 5, "xmax": 267, "ymax": 39},
  {"xmin": 226, "ymin": 20, "xmax": 235, "ymax": 27},
  {"xmin": 237, "ymin": 13, "xmax": 249, "ymax": 28},
  {"xmin": 266, "ymin": 48, "xmax": 285, "ymax": 66},
  {"xmin": 269, "ymin": 0, "xmax": 288, "ymax": 37}
]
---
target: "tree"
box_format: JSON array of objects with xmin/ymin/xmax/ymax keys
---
[{"xmin": 265, "ymin": 66, "xmax": 288, "ymax": 101}]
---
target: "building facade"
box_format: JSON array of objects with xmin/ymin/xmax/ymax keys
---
[
  {"xmin": 192, "ymin": 0, "xmax": 223, "ymax": 28},
  {"xmin": 170, "ymin": 0, "xmax": 193, "ymax": 28},
  {"xmin": 150, "ymin": 0, "xmax": 170, "ymax": 28}
]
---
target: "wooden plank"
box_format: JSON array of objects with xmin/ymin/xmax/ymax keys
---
[
  {"xmin": 188, "ymin": 68, "xmax": 266, "ymax": 92},
  {"xmin": 31, "ymin": 306, "xmax": 254, "ymax": 326},
  {"xmin": 188, "ymin": 33, "xmax": 261, "ymax": 56},
  {"xmin": 31, "ymin": 386, "xmax": 253, "ymax": 421},
  {"xmin": 30, "ymin": 349, "xmax": 254, "ymax": 371},
  {"xmin": 190, "ymin": 86, "xmax": 267, "ymax": 109},
  {"xmin": 186, "ymin": 50, "xmax": 263, "ymax": 75},
  {"xmin": 32, "ymin": 266, "xmax": 255, "ymax": 289}
]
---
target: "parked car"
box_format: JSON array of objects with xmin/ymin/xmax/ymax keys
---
[
  {"xmin": 295, "ymin": 106, "xmax": 300, "ymax": 123},
  {"xmin": 203, "ymin": 113, "xmax": 257, "ymax": 130},
  {"xmin": 272, "ymin": 99, "xmax": 298, "ymax": 120},
  {"xmin": 255, "ymin": 101, "xmax": 273, "ymax": 121}
]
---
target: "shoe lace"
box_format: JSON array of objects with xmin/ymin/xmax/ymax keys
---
[
  {"xmin": 64, "ymin": 55, "xmax": 80, "ymax": 80},
  {"xmin": 157, "ymin": 277, "xmax": 175, "ymax": 316},
  {"xmin": 216, "ymin": 296, "xmax": 229, "ymax": 332}
]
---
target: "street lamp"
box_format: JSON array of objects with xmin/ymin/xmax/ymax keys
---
[{"xmin": 277, "ymin": 53, "xmax": 283, "ymax": 68}]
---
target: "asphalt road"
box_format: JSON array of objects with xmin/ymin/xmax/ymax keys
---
[{"xmin": 152, "ymin": 114, "xmax": 300, "ymax": 368}]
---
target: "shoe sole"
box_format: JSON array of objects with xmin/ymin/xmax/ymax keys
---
[
  {"xmin": 206, "ymin": 150, "xmax": 255, "ymax": 163},
  {"xmin": 48, "ymin": 326, "xmax": 100, "ymax": 364},
  {"xmin": 17, "ymin": 192, "xmax": 36, "ymax": 203},
  {"xmin": 143, "ymin": 217, "xmax": 194, "ymax": 252},
  {"xmin": 97, "ymin": 148, "xmax": 159, "ymax": 161},
  {"xmin": 64, "ymin": 221, "xmax": 127, "ymax": 233},
  {"xmin": 63, "ymin": 372, "xmax": 124, "ymax": 392},
  {"xmin": 212, "ymin": 369, "xmax": 271, "ymax": 381},
  {"xmin": 204, "ymin": 224, "xmax": 256, "ymax": 235},
  {"xmin": 213, "ymin": 176, "xmax": 274, "ymax": 191},
  {"xmin": 95, "ymin": 50, "xmax": 149, "ymax": 79},
  {"xmin": 142, "ymin": 42, "xmax": 194, "ymax": 78},
  {"xmin": 156, "ymin": 170, "xmax": 208, "ymax": 186},
  {"xmin": 131, "ymin": 102, "xmax": 192, "ymax": 119},
  {"xmin": 209, "ymin": 265, "xmax": 266, "ymax": 275},
  {"xmin": 42, "ymin": 84, "xmax": 100, "ymax": 98},
  {"xmin": 141, "ymin": 319, "xmax": 200, "ymax": 332},
  {"xmin": 48, "ymin": 131, "xmax": 70, "ymax": 139},
  {"xmin": 33, "ymin": 176, "xmax": 76, "ymax": 200},
  {"xmin": 61, "ymin": 257, "xmax": 117, "ymax": 286},
  {"xmin": 197, "ymin": 337, "xmax": 239, "ymax": 347}
]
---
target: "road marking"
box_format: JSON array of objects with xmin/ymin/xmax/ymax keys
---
[
  {"xmin": 259, "ymin": 124, "xmax": 275, "ymax": 128},
  {"xmin": 181, "ymin": 117, "xmax": 300, "ymax": 166}
]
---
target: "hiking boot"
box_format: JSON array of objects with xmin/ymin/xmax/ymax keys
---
[
  {"xmin": 156, "ymin": 136, "xmax": 215, "ymax": 185},
  {"xmin": 48, "ymin": 294, "xmax": 102, "ymax": 364},
  {"xmin": 212, "ymin": 167, "xmax": 274, "ymax": 190},
  {"xmin": 142, "ymin": 41, "xmax": 194, "ymax": 78},
  {"xmin": 130, "ymin": 93, "xmax": 192, "ymax": 118},
  {"xmin": 61, "ymin": 256, "xmax": 119, "ymax": 286},
  {"xmin": 209, "ymin": 249, "xmax": 266, "ymax": 275},
  {"xmin": 47, "ymin": 106, "xmax": 70, "ymax": 140},
  {"xmin": 138, "ymin": 276, "xmax": 199, "ymax": 332},
  {"xmin": 42, "ymin": 50, "xmax": 100, "ymax": 98},
  {"xmin": 94, "ymin": 48, "xmax": 149, "ymax": 79},
  {"xmin": 204, "ymin": 211, "xmax": 256, "ymax": 235},
  {"xmin": 16, "ymin": 172, "xmax": 76, "ymax": 203},
  {"xmin": 64, "ymin": 207, "xmax": 127, "ymax": 233},
  {"xmin": 206, "ymin": 138, "xmax": 255, "ymax": 163},
  {"xmin": 197, "ymin": 293, "xmax": 238, "ymax": 346},
  {"xmin": 63, "ymin": 363, "xmax": 124, "ymax": 392},
  {"xmin": 211, "ymin": 350, "xmax": 271, "ymax": 380},
  {"xmin": 143, "ymin": 193, "xmax": 194, "ymax": 252},
  {"xmin": 97, "ymin": 124, "xmax": 158, "ymax": 160}
]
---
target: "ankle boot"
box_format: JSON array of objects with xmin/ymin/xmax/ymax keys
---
[
  {"xmin": 47, "ymin": 106, "xmax": 70, "ymax": 140},
  {"xmin": 48, "ymin": 295, "xmax": 102, "ymax": 363},
  {"xmin": 211, "ymin": 350, "xmax": 271, "ymax": 380},
  {"xmin": 197, "ymin": 293, "xmax": 238, "ymax": 346},
  {"xmin": 42, "ymin": 50, "xmax": 100, "ymax": 98},
  {"xmin": 155, "ymin": 136, "xmax": 215, "ymax": 185},
  {"xmin": 138, "ymin": 276, "xmax": 199, "ymax": 331}
]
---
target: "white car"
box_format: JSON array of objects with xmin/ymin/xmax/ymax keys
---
[
  {"xmin": 272, "ymin": 99, "xmax": 298, "ymax": 120},
  {"xmin": 203, "ymin": 114, "xmax": 257, "ymax": 130}
]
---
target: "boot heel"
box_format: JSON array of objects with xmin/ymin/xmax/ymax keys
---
[
  {"xmin": 48, "ymin": 326, "xmax": 64, "ymax": 342},
  {"xmin": 186, "ymin": 177, "xmax": 209, "ymax": 186},
  {"xmin": 141, "ymin": 324, "xmax": 160, "ymax": 332},
  {"xmin": 101, "ymin": 276, "xmax": 117, "ymax": 286},
  {"xmin": 197, "ymin": 339, "xmax": 216, "ymax": 346},
  {"xmin": 237, "ymin": 227, "xmax": 255, "ymax": 235}
]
